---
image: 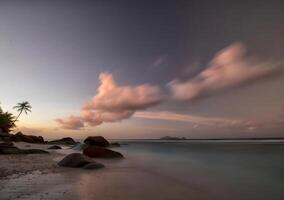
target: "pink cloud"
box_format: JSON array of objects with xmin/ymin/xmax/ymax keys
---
[
  {"xmin": 84, "ymin": 73, "xmax": 162, "ymax": 111},
  {"xmin": 169, "ymin": 42, "xmax": 282, "ymax": 101},
  {"xmin": 56, "ymin": 115, "xmax": 84, "ymax": 130},
  {"xmin": 57, "ymin": 72, "xmax": 162, "ymax": 130}
]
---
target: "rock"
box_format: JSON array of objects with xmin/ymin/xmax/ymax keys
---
[
  {"xmin": 49, "ymin": 137, "xmax": 76, "ymax": 145},
  {"xmin": 0, "ymin": 145, "xmax": 21, "ymax": 154},
  {"xmin": 110, "ymin": 142, "xmax": 121, "ymax": 147},
  {"xmin": 83, "ymin": 162, "xmax": 105, "ymax": 170},
  {"xmin": 58, "ymin": 153, "xmax": 105, "ymax": 170},
  {"xmin": 0, "ymin": 142, "xmax": 14, "ymax": 147},
  {"xmin": 0, "ymin": 144, "xmax": 49, "ymax": 154},
  {"xmin": 48, "ymin": 145, "xmax": 62, "ymax": 149},
  {"xmin": 9, "ymin": 132, "xmax": 45, "ymax": 143},
  {"xmin": 83, "ymin": 146, "xmax": 123, "ymax": 158},
  {"xmin": 84, "ymin": 136, "xmax": 110, "ymax": 147},
  {"xmin": 58, "ymin": 153, "xmax": 91, "ymax": 168},
  {"xmin": 0, "ymin": 132, "xmax": 11, "ymax": 142}
]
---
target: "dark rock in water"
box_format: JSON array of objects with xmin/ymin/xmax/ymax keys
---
[
  {"xmin": 0, "ymin": 144, "xmax": 49, "ymax": 154},
  {"xmin": 0, "ymin": 146, "xmax": 21, "ymax": 154},
  {"xmin": 58, "ymin": 153, "xmax": 91, "ymax": 168},
  {"xmin": 0, "ymin": 142, "xmax": 14, "ymax": 147},
  {"xmin": 48, "ymin": 145, "xmax": 62, "ymax": 149},
  {"xmin": 83, "ymin": 162, "xmax": 105, "ymax": 170},
  {"xmin": 83, "ymin": 146, "xmax": 123, "ymax": 158},
  {"xmin": 9, "ymin": 132, "xmax": 45, "ymax": 143},
  {"xmin": 49, "ymin": 137, "xmax": 76, "ymax": 145},
  {"xmin": 110, "ymin": 142, "xmax": 121, "ymax": 147},
  {"xmin": 84, "ymin": 136, "xmax": 110, "ymax": 147}
]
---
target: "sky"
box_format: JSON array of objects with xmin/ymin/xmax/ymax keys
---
[{"xmin": 0, "ymin": 0, "xmax": 284, "ymax": 139}]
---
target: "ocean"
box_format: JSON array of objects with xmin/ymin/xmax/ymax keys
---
[{"xmin": 105, "ymin": 140, "xmax": 284, "ymax": 200}]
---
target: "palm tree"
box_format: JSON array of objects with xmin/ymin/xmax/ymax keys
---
[
  {"xmin": 13, "ymin": 101, "xmax": 32, "ymax": 122},
  {"xmin": 0, "ymin": 111, "xmax": 16, "ymax": 133}
]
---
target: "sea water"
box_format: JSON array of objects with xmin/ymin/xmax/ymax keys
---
[{"xmin": 108, "ymin": 140, "xmax": 284, "ymax": 200}]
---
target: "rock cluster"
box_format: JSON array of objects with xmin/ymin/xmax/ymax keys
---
[
  {"xmin": 0, "ymin": 142, "xmax": 49, "ymax": 154},
  {"xmin": 10, "ymin": 132, "xmax": 45, "ymax": 143},
  {"xmin": 81, "ymin": 136, "xmax": 123, "ymax": 159},
  {"xmin": 48, "ymin": 137, "xmax": 76, "ymax": 145}
]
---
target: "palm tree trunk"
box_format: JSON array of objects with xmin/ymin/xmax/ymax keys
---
[{"xmin": 14, "ymin": 110, "xmax": 23, "ymax": 123}]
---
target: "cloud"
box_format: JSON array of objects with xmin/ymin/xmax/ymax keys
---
[
  {"xmin": 84, "ymin": 73, "xmax": 162, "ymax": 112},
  {"xmin": 134, "ymin": 111, "xmax": 273, "ymax": 133},
  {"xmin": 134, "ymin": 111, "xmax": 242, "ymax": 127},
  {"xmin": 57, "ymin": 72, "xmax": 162, "ymax": 130},
  {"xmin": 56, "ymin": 115, "xmax": 84, "ymax": 130},
  {"xmin": 169, "ymin": 42, "xmax": 283, "ymax": 101}
]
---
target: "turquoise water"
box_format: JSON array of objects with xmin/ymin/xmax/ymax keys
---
[{"xmin": 112, "ymin": 140, "xmax": 284, "ymax": 200}]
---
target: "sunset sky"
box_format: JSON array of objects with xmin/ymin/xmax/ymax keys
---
[{"xmin": 0, "ymin": 0, "xmax": 283, "ymax": 139}]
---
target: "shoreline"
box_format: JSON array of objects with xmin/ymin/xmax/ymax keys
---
[{"xmin": 0, "ymin": 141, "xmax": 209, "ymax": 200}]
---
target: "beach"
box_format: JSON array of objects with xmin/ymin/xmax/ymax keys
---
[
  {"xmin": 0, "ymin": 141, "xmax": 209, "ymax": 200},
  {"xmin": 1, "ymin": 140, "xmax": 284, "ymax": 200}
]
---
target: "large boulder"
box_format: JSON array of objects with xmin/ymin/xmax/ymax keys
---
[
  {"xmin": 58, "ymin": 153, "xmax": 90, "ymax": 168},
  {"xmin": 84, "ymin": 136, "xmax": 110, "ymax": 147},
  {"xmin": 10, "ymin": 132, "xmax": 45, "ymax": 143},
  {"xmin": 49, "ymin": 137, "xmax": 76, "ymax": 145},
  {"xmin": 58, "ymin": 153, "xmax": 105, "ymax": 169},
  {"xmin": 83, "ymin": 146, "xmax": 123, "ymax": 158}
]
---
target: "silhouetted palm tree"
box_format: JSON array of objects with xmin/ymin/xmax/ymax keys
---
[
  {"xmin": 13, "ymin": 101, "xmax": 32, "ymax": 122},
  {"xmin": 0, "ymin": 112, "xmax": 16, "ymax": 133}
]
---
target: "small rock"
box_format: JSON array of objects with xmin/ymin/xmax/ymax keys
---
[
  {"xmin": 83, "ymin": 162, "xmax": 105, "ymax": 170},
  {"xmin": 110, "ymin": 142, "xmax": 121, "ymax": 147},
  {"xmin": 48, "ymin": 145, "xmax": 62, "ymax": 149}
]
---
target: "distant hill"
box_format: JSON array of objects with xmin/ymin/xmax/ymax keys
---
[{"xmin": 160, "ymin": 136, "xmax": 187, "ymax": 140}]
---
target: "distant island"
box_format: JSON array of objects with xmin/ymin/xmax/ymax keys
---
[{"xmin": 160, "ymin": 136, "xmax": 187, "ymax": 140}]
